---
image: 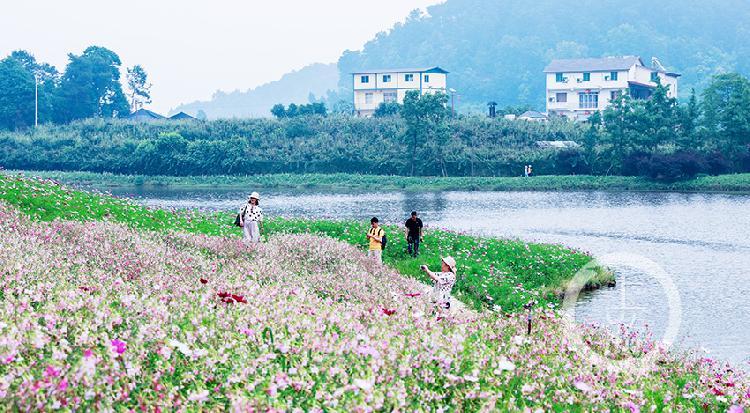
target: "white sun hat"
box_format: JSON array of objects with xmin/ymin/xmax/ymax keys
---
[
  {"xmin": 249, "ymin": 192, "xmax": 260, "ymax": 200},
  {"xmin": 441, "ymin": 256, "xmax": 457, "ymax": 273}
]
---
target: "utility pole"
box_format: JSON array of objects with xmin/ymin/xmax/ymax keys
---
[
  {"xmin": 449, "ymin": 88, "xmax": 457, "ymax": 117},
  {"xmin": 34, "ymin": 75, "xmax": 39, "ymax": 127}
]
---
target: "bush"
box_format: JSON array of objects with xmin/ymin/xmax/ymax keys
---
[{"xmin": 646, "ymin": 151, "xmax": 707, "ymax": 182}]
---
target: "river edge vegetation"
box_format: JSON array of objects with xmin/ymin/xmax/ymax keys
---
[
  {"xmin": 0, "ymin": 172, "xmax": 612, "ymax": 312},
  {"xmin": 2, "ymin": 173, "xmax": 749, "ymax": 411},
  {"xmin": 15, "ymin": 169, "xmax": 750, "ymax": 193}
]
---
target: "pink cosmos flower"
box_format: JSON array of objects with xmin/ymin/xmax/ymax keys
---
[
  {"xmin": 624, "ymin": 401, "xmax": 640, "ymax": 413},
  {"xmin": 111, "ymin": 339, "xmax": 126, "ymax": 355},
  {"xmin": 727, "ymin": 406, "xmax": 744, "ymax": 413},
  {"xmin": 44, "ymin": 366, "xmax": 60, "ymax": 378},
  {"xmin": 83, "ymin": 349, "xmax": 93, "ymax": 358}
]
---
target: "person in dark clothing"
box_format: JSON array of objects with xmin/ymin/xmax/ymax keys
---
[{"xmin": 404, "ymin": 211, "xmax": 424, "ymax": 257}]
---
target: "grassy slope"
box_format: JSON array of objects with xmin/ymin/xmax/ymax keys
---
[
  {"xmin": 13, "ymin": 169, "xmax": 750, "ymax": 193},
  {"xmin": 0, "ymin": 172, "xmax": 611, "ymax": 312}
]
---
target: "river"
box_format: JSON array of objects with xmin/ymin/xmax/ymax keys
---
[{"xmin": 107, "ymin": 186, "xmax": 750, "ymax": 367}]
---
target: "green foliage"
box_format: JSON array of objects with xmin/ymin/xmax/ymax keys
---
[
  {"xmin": 0, "ymin": 57, "xmax": 35, "ymax": 130},
  {"xmin": 402, "ymin": 91, "xmax": 451, "ymax": 176},
  {"xmin": 126, "ymin": 65, "xmax": 152, "ymax": 112},
  {"xmin": 702, "ymin": 73, "xmax": 750, "ymax": 153},
  {"xmin": 57, "ymin": 46, "xmax": 130, "ymax": 121},
  {"xmin": 0, "ymin": 116, "xmax": 584, "ymax": 177},
  {"xmin": 270, "ymin": 102, "xmax": 327, "ymax": 118},
  {"xmin": 373, "ymin": 102, "xmax": 402, "ymax": 117}
]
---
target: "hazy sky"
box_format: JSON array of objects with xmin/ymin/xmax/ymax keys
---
[{"xmin": 1, "ymin": 0, "xmax": 442, "ymax": 113}]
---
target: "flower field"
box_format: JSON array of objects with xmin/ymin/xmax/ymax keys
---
[
  {"xmin": 0, "ymin": 204, "xmax": 748, "ymax": 411},
  {"xmin": 0, "ymin": 172, "xmax": 749, "ymax": 411}
]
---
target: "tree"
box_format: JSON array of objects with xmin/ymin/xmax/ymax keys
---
[
  {"xmin": 126, "ymin": 65, "xmax": 152, "ymax": 112},
  {"xmin": 374, "ymin": 102, "xmax": 402, "ymax": 117},
  {"xmin": 702, "ymin": 73, "xmax": 750, "ymax": 153},
  {"xmin": 57, "ymin": 46, "xmax": 129, "ymax": 122},
  {"xmin": 271, "ymin": 104, "xmax": 287, "ymax": 118},
  {"xmin": 0, "ymin": 51, "xmax": 60, "ymax": 128},
  {"xmin": 401, "ymin": 91, "xmax": 451, "ymax": 176},
  {"xmin": 677, "ymin": 88, "xmax": 700, "ymax": 149},
  {"xmin": 0, "ymin": 57, "xmax": 35, "ymax": 130}
]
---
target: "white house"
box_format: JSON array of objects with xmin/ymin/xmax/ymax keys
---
[
  {"xmin": 351, "ymin": 67, "xmax": 449, "ymax": 117},
  {"xmin": 544, "ymin": 56, "xmax": 680, "ymax": 121}
]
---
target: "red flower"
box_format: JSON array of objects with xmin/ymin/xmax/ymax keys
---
[
  {"xmin": 200, "ymin": 278, "xmax": 208, "ymax": 284},
  {"xmin": 217, "ymin": 292, "xmax": 230, "ymax": 299},
  {"xmin": 711, "ymin": 387, "xmax": 725, "ymax": 396},
  {"xmin": 232, "ymin": 294, "xmax": 247, "ymax": 304},
  {"xmin": 405, "ymin": 293, "xmax": 421, "ymax": 298},
  {"xmin": 382, "ymin": 308, "xmax": 396, "ymax": 316}
]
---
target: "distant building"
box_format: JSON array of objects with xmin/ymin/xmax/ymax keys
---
[
  {"xmin": 351, "ymin": 67, "xmax": 449, "ymax": 117},
  {"xmin": 128, "ymin": 109, "xmax": 165, "ymax": 121},
  {"xmin": 518, "ymin": 110, "xmax": 548, "ymax": 122},
  {"xmin": 544, "ymin": 56, "xmax": 680, "ymax": 121},
  {"xmin": 169, "ymin": 111, "xmax": 196, "ymax": 121},
  {"xmin": 536, "ymin": 140, "xmax": 580, "ymax": 149}
]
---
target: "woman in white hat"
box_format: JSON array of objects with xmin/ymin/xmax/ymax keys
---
[
  {"xmin": 239, "ymin": 192, "xmax": 263, "ymax": 243},
  {"xmin": 420, "ymin": 256, "xmax": 457, "ymax": 311}
]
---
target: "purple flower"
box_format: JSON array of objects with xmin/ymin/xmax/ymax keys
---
[{"xmin": 111, "ymin": 339, "xmax": 126, "ymax": 355}]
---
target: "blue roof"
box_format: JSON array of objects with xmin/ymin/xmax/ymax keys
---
[{"xmin": 352, "ymin": 66, "xmax": 449, "ymax": 75}]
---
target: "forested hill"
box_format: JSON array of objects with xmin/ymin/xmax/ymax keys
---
[
  {"xmin": 337, "ymin": 0, "xmax": 750, "ymax": 110},
  {"xmin": 171, "ymin": 63, "xmax": 338, "ymax": 119}
]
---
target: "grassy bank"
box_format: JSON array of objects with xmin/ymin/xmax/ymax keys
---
[
  {"xmin": 12, "ymin": 169, "xmax": 750, "ymax": 193},
  {"xmin": 0, "ymin": 172, "xmax": 611, "ymax": 312}
]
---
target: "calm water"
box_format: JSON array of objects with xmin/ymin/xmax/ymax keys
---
[{"xmin": 108, "ymin": 187, "xmax": 750, "ymax": 367}]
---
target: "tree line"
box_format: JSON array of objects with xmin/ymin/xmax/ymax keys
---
[
  {"xmin": 1, "ymin": 67, "xmax": 749, "ymax": 180},
  {"xmin": 0, "ymin": 47, "xmax": 151, "ymax": 130}
]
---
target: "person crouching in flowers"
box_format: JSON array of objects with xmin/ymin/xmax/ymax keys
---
[
  {"xmin": 239, "ymin": 192, "xmax": 263, "ymax": 243},
  {"xmin": 421, "ymin": 256, "xmax": 457, "ymax": 312}
]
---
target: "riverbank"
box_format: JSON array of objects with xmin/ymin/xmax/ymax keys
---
[
  {"xmin": 0, "ymin": 172, "xmax": 612, "ymax": 312},
  {"xmin": 10, "ymin": 169, "xmax": 750, "ymax": 193},
  {"xmin": 1, "ymin": 173, "xmax": 748, "ymax": 411}
]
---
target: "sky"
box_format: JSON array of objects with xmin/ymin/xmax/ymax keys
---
[{"xmin": 0, "ymin": 0, "xmax": 442, "ymax": 113}]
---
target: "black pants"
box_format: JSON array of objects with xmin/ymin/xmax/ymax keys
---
[{"xmin": 407, "ymin": 235, "xmax": 420, "ymax": 257}]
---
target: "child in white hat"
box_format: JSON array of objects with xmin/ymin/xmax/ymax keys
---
[
  {"xmin": 421, "ymin": 256, "xmax": 457, "ymax": 311},
  {"xmin": 239, "ymin": 192, "xmax": 263, "ymax": 243}
]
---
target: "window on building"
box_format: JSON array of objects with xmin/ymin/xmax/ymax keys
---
[
  {"xmin": 405, "ymin": 74, "xmax": 414, "ymax": 82},
  {"xmin": 610, "ymin": 90, "xmax": 623, "ymax": 101},
  {"xmin": 610, "ymin": 72, "xmax": 619, "ymax": 81},
  {"xmin": 384, "ymin": 91, "xmax": 397, "ymax": 103},
  {"xmin": 579, "ymin": 92, "xmax": 599, "ymax": 109},
  {"xmin": 555, "ymin": 92, "xmax": 567, "ymax": 103},
  {"xmin": 361, "ymin": 75, "xmax": 369, "ymax": 84},
  {"xmin": 365, "ymin": 93, "xmax": 373, "ymax": 104},
  {"xmin": 383, "ymin": 74, "xmax": 391, "ymax": 83},
  {"xmin": 651, "ymin": 72, "xmax": 660, "ymax": 82},
  {"xmin": 583, "ymin": 72, "xmax": 591, "ymax": 82},
  {"xmin": 424, "ymin": 75, "xmax": 430, "ymax": 83},
  {"xmin": 556, "ymin": 73, "xmax": 565, "ymax": 82}
]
